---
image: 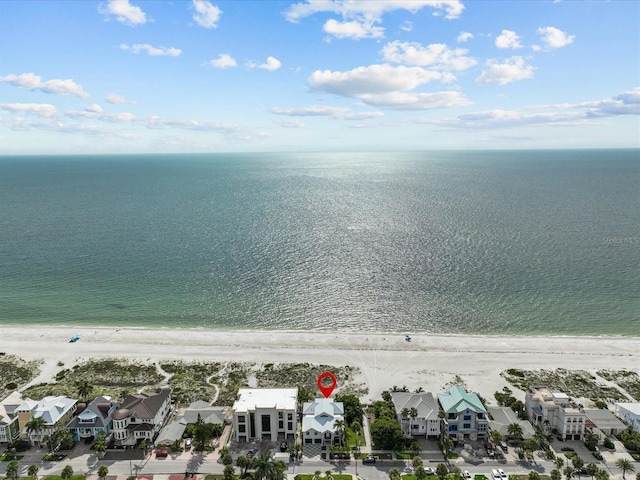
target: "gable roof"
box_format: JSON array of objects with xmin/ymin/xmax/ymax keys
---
[
  {"xmin": 0, "ymin": 392, "xmax": 26, "ymax": 427},
  {"xmin": 66, "ymin": 396, "xmax": 118, "ymax": 429},
  {"xmin": 114, "ymin": 388, "xmax": 170, "ymax": 420},
  {"xmin": 302, "ymin": 398, "xmax": 344, "ymax": 434},
  {"xmin": 487, "ymin": 406, "xmax": 535, "ymax": 439},
  {"xmin": 438, "ymin": 386, "xmax": 486, "ymax": 414},
  {"xmin": 391, "ymin": 392, "xmax": 440, "ymax": 420},
  {"xmin": 33, "ymin": 396, "xmax": 77, "ymax": 425}
]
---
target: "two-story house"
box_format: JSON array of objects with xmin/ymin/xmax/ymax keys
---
[
  {"xmin": 437, "ymin": 386, "xmax": 488, "ymax": 441},
  {"xmin": 111, "ymin": 387, "xmax": 171, "ymax": 447},
  {"xmin": 16, "ymin": 396, "xmax": 77, "ymax": 445},
  {"xmin": 301, "ymin": 398, "xmax": 344, "ymax": 446},
  {"xmin": 525, "ymin": 386, "xmax": 586, "ymax": 440},
  {"xmin": 391, "ymin": 392, "xmax": 441, "ymax": 439},
  {"xmin": 66, "ymin": 396, "xmax": 118, "ymax": 442},
  {"xmin": 0, "ymin": 392, "xmax": 26, "ymax": 444},
  {"xmin": 232, "ymin": 388, "xmax": 297, "ymax": 442},
  {"xmin": 615, "ymin": 403, "xmax": 640, "ymax": 433}
]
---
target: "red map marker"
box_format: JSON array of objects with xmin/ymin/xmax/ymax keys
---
[{"xmin": 317, "ymin": 371, "xmax": 337, "ymax": 398}]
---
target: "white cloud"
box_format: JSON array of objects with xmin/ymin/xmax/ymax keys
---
[
  {"xmin": 475, "ymin": 56, "xmax": 535, "ymax": 85},
  {"xmin": 357, "ymin": 91, "xmax": 471, "ymax": 110},
  {"xmin": 208, "ymin": 53, "xmax": 237, "ymax": 69},
  {"xmin": 537, "ymin": 26, "xmax": 575, "ymax": 49},
  {"xmin": 457, "ymin": 31, "xmax": 473, "ymax": 43},
  {"xmin": 105, "ymin": 93, "xmax": 135, "ymax": 104},
  {"xmin": 85, "ymin": 104, "xmax": 103, "ymax": 114},
  {"xmin": 248, "ymin": 56, "xmax": 282, "ymax": 71},
  {"xmin": 400, "ymin": 21, "xmax": 413, "ymax": 32},
  {"xmin": 285, "ymin": 0, "xmax": 465, "ymax": 23},
  {"xmin": 271, "ymin": 105, "xmax": 385, "ymax": 120},
  {"xmin": 99, "ymin": 0, "xmax": 146, "ymax": 26},
  {"xmin": 381, "ymin": 41, "xmax": 477, "ymax": 71},
  {"xmin": 0, "ymin": 103, "xmax": 58, "ymax": 117},
  {"xmin": 323, "ymin": 19, "xmax": 384, "ymax": 39},
  {"xmin": 276, "ymin": 119, "xmax": 305, "ymax": 128},
  {"xmin": 120, "ymin": 44, "xmax": 182, "ymax": 56},
  {"xmin": 192, "ymin": 0, "xmax": 222, "ymax": 28},
  {"xmin": 0, "ymin": 73, "xmax": 89, "ymax": 98},
  {"xmin": 495, "ymin": 30, "xmax": 522, "ymax": 49},
  {"xmin": 581, "ymin": 88, "xmax": 640, "ymax": 117}
]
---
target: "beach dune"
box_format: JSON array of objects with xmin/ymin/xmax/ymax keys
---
[{"xmin": 1, "ymin": 326, "xmax": 638, "ymax": 402}]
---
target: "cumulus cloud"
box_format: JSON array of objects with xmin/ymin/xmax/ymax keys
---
[
  {"xmin": 207, "ymin": 53, "xmax": 237, "ymax": 69},
  {"xmin": 0, "ymin": 103, "xmax": 58, "ymax": 117},
  {"xmin": 271, "ymin": 105, "xmax": 385, "ymax": 120},
  {"xmin": 248, "ymin": 56, "xmax": 282, "ymax": 71},
  {"xmin": 475, "ymin": 56, "xmax": 535, "ymax": 85},
  {"xmin": 381, "ymin": 41, "xmax": 477, "ymax": 71},
  {"xmin": 85, "ymin": 104, "xmax": 103, "ymax": 114},
  {"xmin": 457, "ymin": 31, "xmax": 473, "ymax": 43},
  {"xmin": 120, "ymin": 44, "xmax": 182, "ymax": 56},
  {"xmin": 307, "ymin": 64, "xmax": 470, "ymax": 110},
  {"xmin": 192, "ymin": 0, "xmax": 222, "ymax": 28},
  {"xmin": 581, "ymin": 87, "xmax": 640, "ymax": 117},
  {"xmin": 285, "ymin": 0, "xmax": 464, "ymax": 40},
  {"xmin": 99, "ymin": 0, "xmax": 146, "ymax": 25},
  {"xmin": 537, "ymin": 26, "xmax": 575, "ymax": 49},
  {"xmin": 0, "ymin": 73, "xmax": 89, "ymax": 98},
  {"xmin": 105, "ymin": 93, "xmax": 135, "ymax": 104},
  {"xmin": 495, "ymin": 30, "xmax": 522, "ymax": 49}
]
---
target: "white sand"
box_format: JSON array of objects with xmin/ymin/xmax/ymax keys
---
[{"xmin": 1, "ymin": 326, "xmax": 638, "ymax": 403}]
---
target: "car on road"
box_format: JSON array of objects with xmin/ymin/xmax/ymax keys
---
[
  {"xmin": 362, "ymin": 456, "xmax": 379, "ymax": 464},
  {"xmin": 247, "ymin": 447, "xmax": 258, "ymax": 458},
  {"xmin": 491, "ymin": 469, "xmax": 501, "ymax": 480},
  {"xmin": 464, "ymin": 471, "xmax": 471, "ymax": 479},
  {"xmin": 499, "ymin": 469, "xmax": 507, "ymax": 480},
  {"xmin": 424, "ymin": 467, "xmax": 435, "ymax": 475}
]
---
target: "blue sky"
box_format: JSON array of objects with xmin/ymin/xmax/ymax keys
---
[{"xmin": 1, "ymin": 0, "xmax": 639, "ymax": 154}]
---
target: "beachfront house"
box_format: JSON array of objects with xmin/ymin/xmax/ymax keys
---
[
  {"xmin": 16, "ymin": 396, "xmax": 77, "ymax": 445},
  {"xmin": 111, "ymin": 387, "xmax": 171, "ymax": 447},
  {"xmin": 232, "ymin": 388, "xmax": 297, "ymax": 442},
  {"xmin": 156, "ymin": 400, "xmax": 227, "ymax": 447},
  {"xmin": 0, "ymin": 392, "xmax": 26, "ymax": 444},
  {"xmin": 615, "ymin": 403, "xmax": 640, "ymax": 433},
  {"xmin": 437, "ymin": 386, "xmax": 489, "ymax": 441},
  {"xmin": 487, "ymin": 406, "xmax": 535, "ymax": 442},
  {"xmin": 391, "ymin": 391, "xmax": 441, "ymax": 439},
  {"xmin": 584, "ymin": 408, "xmax": 628, "ymax": 440},
  {"xmin": 524, "ymin": 386, "xmax": 586, "ymax": 440},
  {"xmin": 301, "ymin": 397, "xmax": 344, "ymax": 445},
  {"xmin": 66, "ymin": 395, "xmax": 118, "ymax": 442}
]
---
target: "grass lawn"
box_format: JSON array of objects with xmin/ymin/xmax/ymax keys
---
[
  {"xmin": 0, "ymin": 454, "xmax": 24, "ymax": 461},
  {"xmin": 295, "ymin": 475, "xmax": 353, "ymax": 480},
  {"xmin": 474, "ymin": 475, "xmax": 488, "ymax": 480},
  {"xmin": 42, "ymin": 476, "xmax": 86, "ymax": 480},
  {"xmin": 346, "ymin": 428, "xmax": 365, "ymax": 448}
]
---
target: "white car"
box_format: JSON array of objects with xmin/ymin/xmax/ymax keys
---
[
  {"xmin": 499, "ymin": 469, "xmax": 507, "ymax": 480},
  {"xmin": 424, "ymin": 467, "xmax": 435, "ymax": 475},
  {"xmin": 464, "ymin": 471, "xmax": 471, "ymax": 479}
]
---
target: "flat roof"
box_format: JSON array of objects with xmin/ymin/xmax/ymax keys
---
[{"xmin": 234, "ymin": 388, "xmax": 297, "ymax": 413}]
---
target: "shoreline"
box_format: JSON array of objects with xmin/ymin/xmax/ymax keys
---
[{"xmin": 2, "ymin": 325, "xmax": 639, "ymax": 403}]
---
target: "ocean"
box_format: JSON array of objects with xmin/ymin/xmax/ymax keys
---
[{"xmin": 1, "ymin": 150, "xmax": 638, "ymax": 336}]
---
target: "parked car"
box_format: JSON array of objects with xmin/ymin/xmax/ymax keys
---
[
  {"xmin": 185, "ymin": 438, "xmax": 192, "ymax": 449},
  {"xmin": 156, "ymin": 449, "xmax": 168, "ymax": 458},
  {"xmin": 464, "ymin": 471, "xmax": 471, "ymax": 479},
  {"xmin": 499, "ymin": 469, "xmax": 507, "ymax": 480},
  {"xmin": 425, "ymin": 467, "xmax": 435, "ymax": 475},
  {"xmin": 491, "ymin": 469, "xmax": 501, "ymax": 480},
  {"xmin": 247, "ymin": 447, "xmax": 258, "ymax": 458},
  {"xmin": 362, "ymin": 456, "xmax": 378, "ymax": 464}
]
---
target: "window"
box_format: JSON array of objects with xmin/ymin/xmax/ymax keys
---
[
  {"xmin": 279, "ymin": 421, "xmax": 284, "ymax": 429},
  {"xmin": 288, "ymin": 413, "xmax": 293, "ymax": 420},
  {"xmin": 477, "ymin": 413, "xmax": 485, "ymax": 419},
  {"xmin": 278, "ymin": 412, "xmax": 283, "ymax": 419},
  {"xmin": 463, "ymin": 415, "xmax": 471, "ymax": 422},
  {"xmin": 463, "ymin": 423, "xmax": 471, "ymax": 429},
  {"xmin": 288, "ymin": 422, "xmax": 293, "ymax": 430},
  {"xmin": 449, "ymin": 425, "xmax": 458, "ymax": 432},
  {"xmin": 238, "ymin": 415, "xmax": 245, "ymax": 422},
  {"xmin": 448, "ymin": 413, "xmax": 456, "ymax": 420},
  {"xmin": 238, "ymin": 424, "xmax": 246, "ymax": 433},
  {"xmin": 261, "ymin": 414, "xmax": 271, "ymax": 432}
]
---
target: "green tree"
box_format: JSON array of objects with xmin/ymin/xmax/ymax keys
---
[
  {"xmin": 60, "ymin": 465, "xmax": 73, "ymax": 480},
  {"xmin": 529, "ymin": 472, "xmax": 541, "ymax": 480},
  {"xmin": 572, "ymin": 456, "xmax": 585, "ymax": 478},
  {"xmin": 615, "ymin": 459, "xmax": 635, "ymax": 480},
  {"xmin": 193, "ymin": 413, "xmax": 209, "ymax": 452},
  {"xmin": 94, "ymin": 430, "xmax": 107, "ymax": 457},
  {"xmin": 409, "ymin": 440, "xmax": 421, "ymax": 456},
  {"xmin": 441, "ymin": 437, "xmax": 454, "ymax": 457},
  {"xmin": 313, "ymin": 471, "xmax": 322, "ymax": 480},
  {"xmin": 27, "ymin": 464, "xmax": 39, "ymax": 479},
  {"xmin": 550, "ymin": 470, "xmax": 562, "ymax": 480},
  {"xmin": 595, "ymin": 469, "xmax": 609, "ymax": 480},
  {"xmin": 564, "ymin": 466, "xmax": 575, "ymax": 480},
  {"xmin": 436, "ymin": 462, "xmax": 449, "ymax": 480},
  {"xmin": 508, "ymin": 423, "xmax": 524, "ymax": 445},
  {"xmin": 334, "ymin": 419, "xmax": 347, "ymax": 447},
  {"xmin": 98, "ymin": 465, "xmax": 109, "ymax": 480},
  {"xmin": 370, "ymin": 417, "xmax": 404, "ymax": 450},
  {"xmin": 583, "ymin": 431, "xmax": 598, "ymax": 451},
  {"xmin": 409, "ymin": 407, "xmax": 418, "ymax": 435},
  {"xmin": 585, "ymin": 463, "xmax": 598, "ymax": 480},
  {"xmin": 237, "ymin": 455, "xmax": 253, "ymax": 478},
  {"xmin": 25, "ymin": 416, "xmax": 46, "ymax": 445},
  {"xmin": 415, "ymin": 466, "xmax": 428, "ymax": 480},
  {"xmin": 76, "ymin": 380, "xmax": 93, "ymax": 403},
  {"xmin": 412, "ymin": 456, "xmax": 424, "ymax": 469},
  {"xmin": 555, "ymin": 457, "xmax": 565, "ymax": 470},
  {"xmin": 223, "ymin": 464, "xmax": 236, "ymax": 480},
  {"xmin": 335, "ymin": 394, "xmax": 364, "ymax": 426},
  {"xmin": 388, "ymin": 468, "xmax": 402, "ymax": 480},
  {"xmin": 253, "ymin": 455, "xmax": 285, "ymax": 480},
  {"xmin": 6, "ymin": 459, "xmax": 19, "ymax": 480},
  {"xmin": 490, "ymin": 430, "xmax": 504, "ymax": 445},
  {"xmin": 297, "ymin": 387, "xmax": 313, "ymax": 416}
]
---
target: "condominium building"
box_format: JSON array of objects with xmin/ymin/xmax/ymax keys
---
[
  {"xmin": 232, "ymin": 388, "xmax": 297, "ymax": 442},
  {"xmin": 525, "ymin": 386, "xmax": 586, "ymax": 440}
]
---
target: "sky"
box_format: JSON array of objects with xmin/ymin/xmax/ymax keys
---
[{"xmin": 0, "ymin": 0, "xmax": 639, "ymax": 154}]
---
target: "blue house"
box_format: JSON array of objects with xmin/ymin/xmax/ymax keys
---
[
  {"xmin": 67, "ymin": 396, "xmax": 117, "ymax": 442},
  {"xmin": 437, "ymin": 386, "xmax": 488, "ymax": 441}
]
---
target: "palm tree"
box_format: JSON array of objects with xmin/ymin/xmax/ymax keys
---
[
  {"xmin": 388, "ymin": 468, "xmax": 402, "ymax": 480},
  {"xmin": 550, "ymin": 470, "xmax": 562, "ymax": 480},
  {"xmin": 415, "ymin": 466, "xmax": 428, "ymax": 480},
  {"xmin": 401, "ymin": 408, "xmax": 411, "ymax": 435},
  {"xmin": 409, "ymin": 407, "xmax": 418, "ymax": 436},
  {"xmin": 25, "ymin": 416, "xmax": 46, "ymax": 445},
  {"xmin": 313, "ymin": 470, "xmax": 322, "ymax": 480},
  {"xmin": 412, "ymin": 456, "xmax": 424, "ymax": 469},
  {"xmin": 490, "ymin": 430, "xmax": 504, "ymax": 446},
  {"xmin": 564, "ymin": 466, "xmax": 575, "ymax": 480},
  {"xmin": 6, "ymin": 459, "xmax": 19, "ymax": 480},
  {"xmin": 60, "ymin": 465, "xmax": 73, "ymax": 480},
  {"xmin": 615, "ymin": 459, "xmax": 635, "ymax": 480},
  {"xmin": 76, "ymin": 381, "xmax": 93, "ymax": 403},
  {"xmin": 572, "ymin": 456, "xmax": 585, "ymax": 478},
  {"xmin": 236, "ymin": 454, "xmax": 253, "ymax": 478},
  {"xmin": 508, "ymin": 423, "xmax": 524, "ymax": 445},
  {"xmin": 334, "ymin": 419, "xmax": 347, "ymax": 447},
  {"xmin": 253, "ymin": 454, "xmax": 284, "ymax": 480},
  {"xmin": 27, "ymin": 464, "xmax": 39, "ymax": 479},
  {"xmin": 325, "ymin": 470, "xmax": 333, "ymax": 480},
  {"xmin": 585, "ymin": 463, "xmax": 598, "ymax": 480},
  {"xmin": 436, "ymin": 463, "xmax": 449, "ymax": 480},
  {"xmin": 555, "ymin": 457, "xmax": 565, "ymax": 470},
  {"xmin": 94, "ymin": 430, "xmax": 107, "ymax": 458},
  {"xmin": 529, "ymin": 472, "xmax": 541, "ymax": 480},
  {"xmin": 595, "ymin": 469, "xmax": 609, "ymax": 480},
  {"xmin": 98, "ymin": 465, "xmax": 108, "ymax": 480},
  {"xmin": 223, "ymin": 464, "xmax": 236, "ymax": 480}
]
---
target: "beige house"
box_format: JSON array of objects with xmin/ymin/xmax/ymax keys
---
[
  {"xmin": 111, "ymin": 387, "xmax": 172, "ymax": 447},
  {"xmin": 525, "ymin": 386, "xmax": 586, "ymax": 440},
  {"xmin": 391, "ymin": 392, "xmax": 441, "ymax": 439},
  {"xmin": 16, "ymin": 396, "xmax": 77, "ymax": 445}
]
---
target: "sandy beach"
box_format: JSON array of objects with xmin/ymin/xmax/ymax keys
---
[{"xmin": 1, "ymin": 326, "xmax": 638, "ymax": 403}]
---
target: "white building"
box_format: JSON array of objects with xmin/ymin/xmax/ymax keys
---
[
  {"xmin": 232, "ymin": 388, "xmax": 297, "ymax": 442},
  {"xmin": 16, "ymin": 396, "xmax": 77, "ymax": 445},
  {"xmin": 391, "ymin": 392, "xmax": 441, "ymax": 439},
  {"xmin": 525, "ymin": 386, "xmax": 586, "ymax": 440},
  {"xmin": 301, "ymin": 398, "xmax": 344, "ymax": 445},
  {"xmin": 615, "ymin": 403, "xmax": 640, "ymax": 432}
]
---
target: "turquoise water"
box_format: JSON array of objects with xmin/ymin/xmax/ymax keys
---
[{"xmin": 0, "ymin": 150, "xmax": 638, "ymax": 335}]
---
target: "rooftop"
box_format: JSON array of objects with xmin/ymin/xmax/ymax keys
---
[{"xmin": 233, "ymin": 388, "xmax": 297, "ymax": 413}]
